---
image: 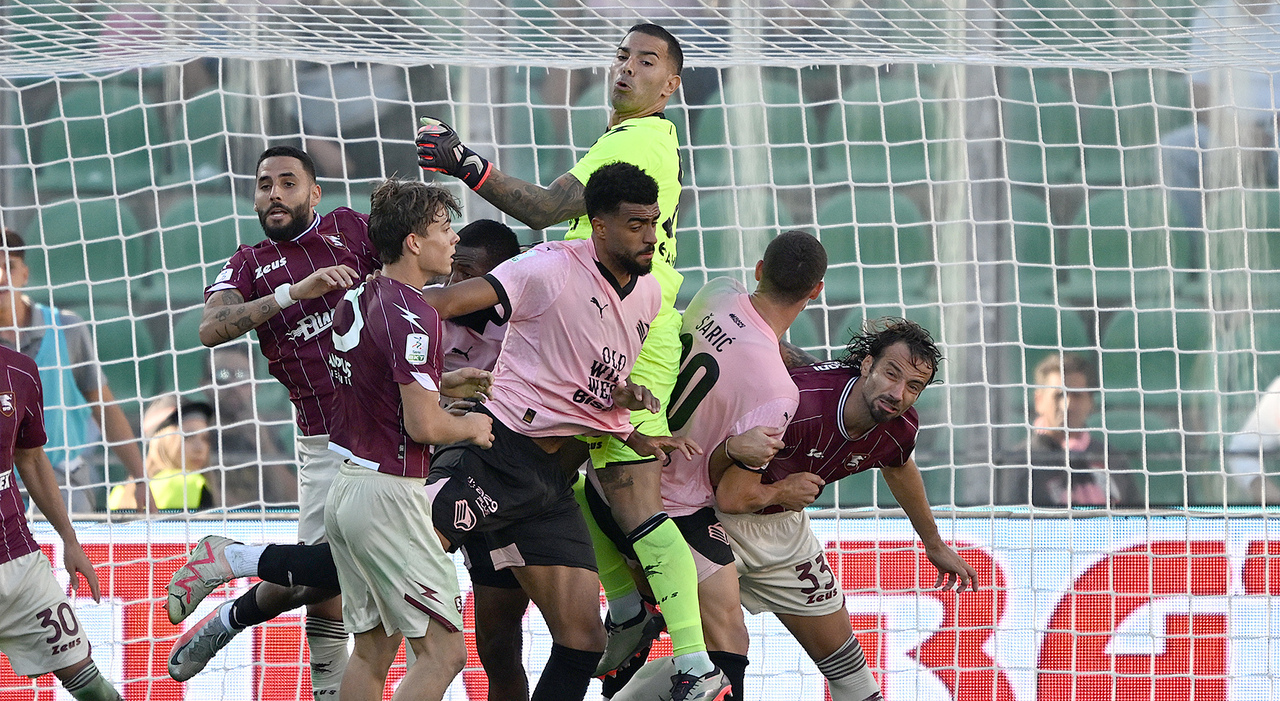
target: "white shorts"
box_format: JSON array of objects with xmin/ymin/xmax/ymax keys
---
[
  {"xmin": 297, "ymin": 434, "xmax": 342, "ymax": 545},
  {"xmin": 0, "ymin": 551, "xmax": 92, "ymax": 676},
  {"xmin": 718, "ymin": 509, "xmax": 844, "ymax": 617},
  {"xmin": 325, "ymin": 462, "xmax": 464, "ymax": 638}
]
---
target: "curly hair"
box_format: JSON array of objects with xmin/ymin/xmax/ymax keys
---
[{"xmin": 840, "ymin": 317, "xmax": 943, "ymax": 384}]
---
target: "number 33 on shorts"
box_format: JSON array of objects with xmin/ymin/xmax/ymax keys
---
[{"xmin": 795, "ymin": 552, "xmax": 839, "ymax": 606}]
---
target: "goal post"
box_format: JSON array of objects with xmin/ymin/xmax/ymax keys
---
[{"xmin": 1, "ymin": 1, "xmax": 1278, "ymax": 698}]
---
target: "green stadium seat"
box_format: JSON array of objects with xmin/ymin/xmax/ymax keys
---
[
  {"xmin": 1062, "ymin": 188, "xmax": 1194, "ymax": 308},
  {"xmin": 87, "ymin": 305, "xmax": 158, "ymax": 402},
  {"xmin": 147, "ymin": 194, "xmax": 257, "ymax": 310},
  {"xmin": 499, "ymin": 68, "xmax": 576, "ymax": 186},
  {"xmin": 786, "ymin": 308, "xmax": 830, "ymax": 358},
  {"xmin": 1009, "ymin": 188, "xmax": 1058, "ymax": 302},
  {"xmin": 815, "ymin": 188, "xmax": 932, "ymax": 306},
  {"xmin": 161, "ymin": 88, "xmax": 232, "ymax": 187},
  {"xmin": 1000, "ymin": 68, "xmax": 1081, "ymax": 185},
  {"xmin": 691, "ymin": 76, "xmax": 819, "ymax": 188},
  {"xmin": 24, "ymin": 199, "xmax": 147, "ymax": 309},
  {"xmin": 35, "ymin": 83, "xmax": 161, "ymax": 195},
  {"xmin": 161, "ymin": 308, "xmax": 211, "ymax": 394},
  {"xmin": 818, "ymin": 77, "xmax": 940, "ymax": 186},
  {"xmin": 684, "ymin": 189, "xmax": 781, "ymax": 274},
  {"xmin": 1099, "ymin": 309, "xmax": 1212, "ymax": 411},
  {"xmin": 1081, "ymin": 69, "xmax": 1192, "ymax": 186},
  {"xmin": 569, "ymin": 80, "xmax": 610, "ymax": 157}
]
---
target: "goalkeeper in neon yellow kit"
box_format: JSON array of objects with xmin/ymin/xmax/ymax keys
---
[{"xmin": 417, "ymin": 22, "xmax": 735, "ymax": 701}]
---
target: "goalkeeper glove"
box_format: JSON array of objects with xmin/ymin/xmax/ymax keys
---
[{"xmin": 416, "ymin": 116, "xmax": 492, "ymax": 191}]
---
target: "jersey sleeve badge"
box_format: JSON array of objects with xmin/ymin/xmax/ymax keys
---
[{"xmin": 405, "ymin": 333, "xmax": 430, "ymax": 365}]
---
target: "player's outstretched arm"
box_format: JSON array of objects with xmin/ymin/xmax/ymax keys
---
[
  {"xmin": 14, "ymin": 446, "xmax": 102, "ymax": 602},
  {"xmin": 881, "ymin": 458, "xmax": 979, "ymax": 592},
  {"xmin": 199, "ymin": 265, "xmax": 359, "ymax": 346},
  {"xmin": 401, "ymin": 380, "xmax": 494, "ymax": 448},
  {"xmin": 716, "ymin": 464, "xmax": 823, "ymax": 515},
  {"xmin": 612, "ymin": 377, "xmax": 661, "ymax": 414},
  {"xmin": 417, "ymin": 116, "xmax": 586, "ymax": 230},
  {"xmin": 624, "ymin": 430, "xmax": 701, "ymax": 464},
  {"xmin": 420, "ymin": 276, "xmax": 502, "ymax": 320}
]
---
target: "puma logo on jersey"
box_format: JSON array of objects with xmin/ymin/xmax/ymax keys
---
[
  {"xmin": 806, "ymin": 448, "xmax": 824, "ymax": 458},
  {"xmin": 590, "ymin": 297, "xmax": 609, "ymax": 318},
  {"xmin": 254, "ymin": 257, "xmax": 287, "ymax": 279},
  {"xmin": 448, "ymin": 346, "xmax": 473, "ymax": 361}
]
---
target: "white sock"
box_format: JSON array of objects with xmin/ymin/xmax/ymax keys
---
[
  {"xmin": 305, "ymin": 616, "xmax": 350, "ymax": 699},
  {"xmin": 225, "ymin": 544, "xmax": 268, "ymax": 578},
  {"xmin": 607, "ymin": 589, "xmax": 644, "ymax": 624},
  {"xmin": 674, "ymin": 650, "xmax": 715, "ymax": 677},
  {"xmin": 218, "ymin": 600, "xmax": 239, "ymax": 630},
  {"xmin": 816, "ymin": 634, "xmax": 882, "ymax": 701}
]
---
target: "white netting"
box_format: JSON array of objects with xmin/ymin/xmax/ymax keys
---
[{"xmin": 2, "ymin": 1, "xmax": 1279, "ymax": 699}]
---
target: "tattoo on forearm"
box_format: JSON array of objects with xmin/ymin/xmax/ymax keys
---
[{"xmin": 483, "ymin": 170, "xmax": 585, "ymax": 229}]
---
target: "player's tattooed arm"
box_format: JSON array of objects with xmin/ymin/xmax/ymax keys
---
[
  {"xmin": 200, "ymin": 289, "xmax": 277, "ymax": 346},
  {"xmin": 780, "ymin": 340, "xmax": 818, "ymax": 369},
  {"xmin": 200, "ymin": 265, "xmax": 359, "ymax": 346},
  {"xmin": 475, "ymin": 170, "xmax": 586, "ymax": 231}
]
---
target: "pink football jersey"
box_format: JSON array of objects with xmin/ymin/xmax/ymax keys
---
[
  {"xmin": 484, "ymin": 239, "xmax": 661, "ymax": 438},
  {"xmin": 661, "ymin": 277, "xmax": 799, "ymax": 516}
]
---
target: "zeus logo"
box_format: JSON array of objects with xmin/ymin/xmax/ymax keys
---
[{"xmin": 254, "ymin": 258, "xmax": 287, "ymax": 279}]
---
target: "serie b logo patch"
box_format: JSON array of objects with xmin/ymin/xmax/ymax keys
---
[
  {"xmin": 405, "ymin": 333, "xmax": 430, "ymax": 365},
  {"xmin": 0, "ymin": 392, "xmax": 13, "ymax": 417}
]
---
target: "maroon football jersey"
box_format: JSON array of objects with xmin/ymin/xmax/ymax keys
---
[
  {"xmin": 326, "ymin": 275, "xmax": 444, "ymax": 479},
  {"xmin": 205, "ymin": 208, "xmax": 379, "ymax": 436},
  {"xmin": 0, "ymin": 346, "xmax": 46, "ymax": 564},
  {"xmin": 764, "ymin": 361, "xmax": 919, "ymax": 501}
]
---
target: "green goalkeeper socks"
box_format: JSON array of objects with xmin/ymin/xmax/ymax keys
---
[
  {"xmin": 629, "ymin": 514, "xmax": 706, "ymax": 658},
  {"xmin": 573, "ymin": 475, "xmax": 641, "ymax": 606}
]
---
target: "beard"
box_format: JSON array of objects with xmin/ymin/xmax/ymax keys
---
[
  {"xmin": 867, "ymin": 395, "xmax": 900, "ymax": 424},
  {"xmin": 613, "ymin": 246, "xmax": 655, "ymax": 278},
  {"xmin": 258, "ymin": 202, "xmax": 313, "ymax": 242}
]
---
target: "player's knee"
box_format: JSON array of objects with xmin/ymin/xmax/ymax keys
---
[{"xmin": 299, "ymin": 587, "xmax": 341, "ymax": 610}]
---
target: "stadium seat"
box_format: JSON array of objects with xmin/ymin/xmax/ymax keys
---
[
  {"xmin": 569, "ymin": 80, "xmax": 610, "ymax": 156},
  {"xmin": 1000, "ymin": 67, "xmax": 1081, "ymax": 185},
  {"xmin": 87, "ymin": 305, "xmax": 159, "ymax": 402},
  {"xmin": 818, "ymin": 76, "xmax": 940, "ymax": 186},
  {"xmin": 1009, "ymin": 188, "xmax": 1058, "ymax": 302},
  {"xmin": 1081, "ymin": 69, "xmax": 1192, "ymax": 186},
  {"xmin": 35, "ymin": 83, "xmax": 161, "ymax": 195},
  {"xmin": 161, "ymin": 88, "xmax": 232, "ymax": 187},
  {"xmin": 690, "ymin": 75, "xmax": 819, "ymax": 188},
  {"xmin": 1015, "ymin": 305, "xmax": 1093, "ymax": 379},
  {"xmin": 148, "ymin": 194, "xmax": 257, "ymax": 310},
  {"xmin": 161, "ymin": 308, "xmax": 212, "ymax": 394},
  {"xmin": 786, "ymin": 308, "xmax": 829, "ymax": 358},
  {"xmin": 1062, "ymin": 187, "xmax": 1193, "ymax": 308},
  {"xmin": 684, "ymin": 189, "xmax": 782, "ymax": 275},
  {"xmin": 498, "ymin": 68, "xmax": 576, "ymax": 186},
  {"xmin": 815, "ymin": 188, "xmax": 932, "ymax": 306},
  {"xmin": 24, "ymin": 199, "xmax": 148, "ymax": 309},
  {"xmin": 1099, "ymin": 309, "xmax": 1211, "ymax": 412}
]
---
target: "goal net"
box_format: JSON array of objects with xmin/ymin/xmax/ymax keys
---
[{"xmin": 0, "ymin": 0, "xmax": 1276, "ymax": 699}]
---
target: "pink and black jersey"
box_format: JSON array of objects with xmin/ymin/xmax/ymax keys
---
[
  {"xmin": 661, "ymin": 278, "xmax": 799, "ymax": 516},
  {"xmin": 326, "ymin": 276, "xmax": 444, "ymax": 479},
  {"xmin": 440, "ymin": 314, "xmax": 505, "ymax": 373},
  {"xmin": 764, "ymin": 362, "xmax": 918, "ymax": 510},
  {"xmin": 0, "ymin": 346, "xmax": 46, "ymax": 565},
  {"xmin": 484, "ymin": 239, "xmax": 661, "ymax": 439},
  {"xmin": 205, "ymin": 207, "xmax": 379, "ymax": 436}
]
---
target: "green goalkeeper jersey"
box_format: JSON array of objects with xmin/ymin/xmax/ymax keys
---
[{"xmin": 566, "ymin": 114, "xmax": 683, "ymax": 311}]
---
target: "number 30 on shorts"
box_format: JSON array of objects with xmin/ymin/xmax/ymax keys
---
[
  {"xmin": 794, "ymin": 552, "xmax": 839, "ymax": 606},
  {"xmin": 37, "ymin": 602, "xmax": 81, "ymax": 644}
]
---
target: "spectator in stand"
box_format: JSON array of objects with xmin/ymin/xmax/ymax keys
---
[
  {"xmin": 107, "ymin": 397, "xmax": 215, "ymax": 511},
  {"xmin": 203, "ymin": 343, "xmax": 296, "ymax": 507},
  {"xmin": 1225, "ymin": 374, "xmax": 1280, "ymax": 503},
  {"xmin": 0, "ymin": 228, "xmax": 148, "ymax": 513},
  {"xmin": 1000, "ymin": 353, "xmax": 1135, "ymax": 508}
]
